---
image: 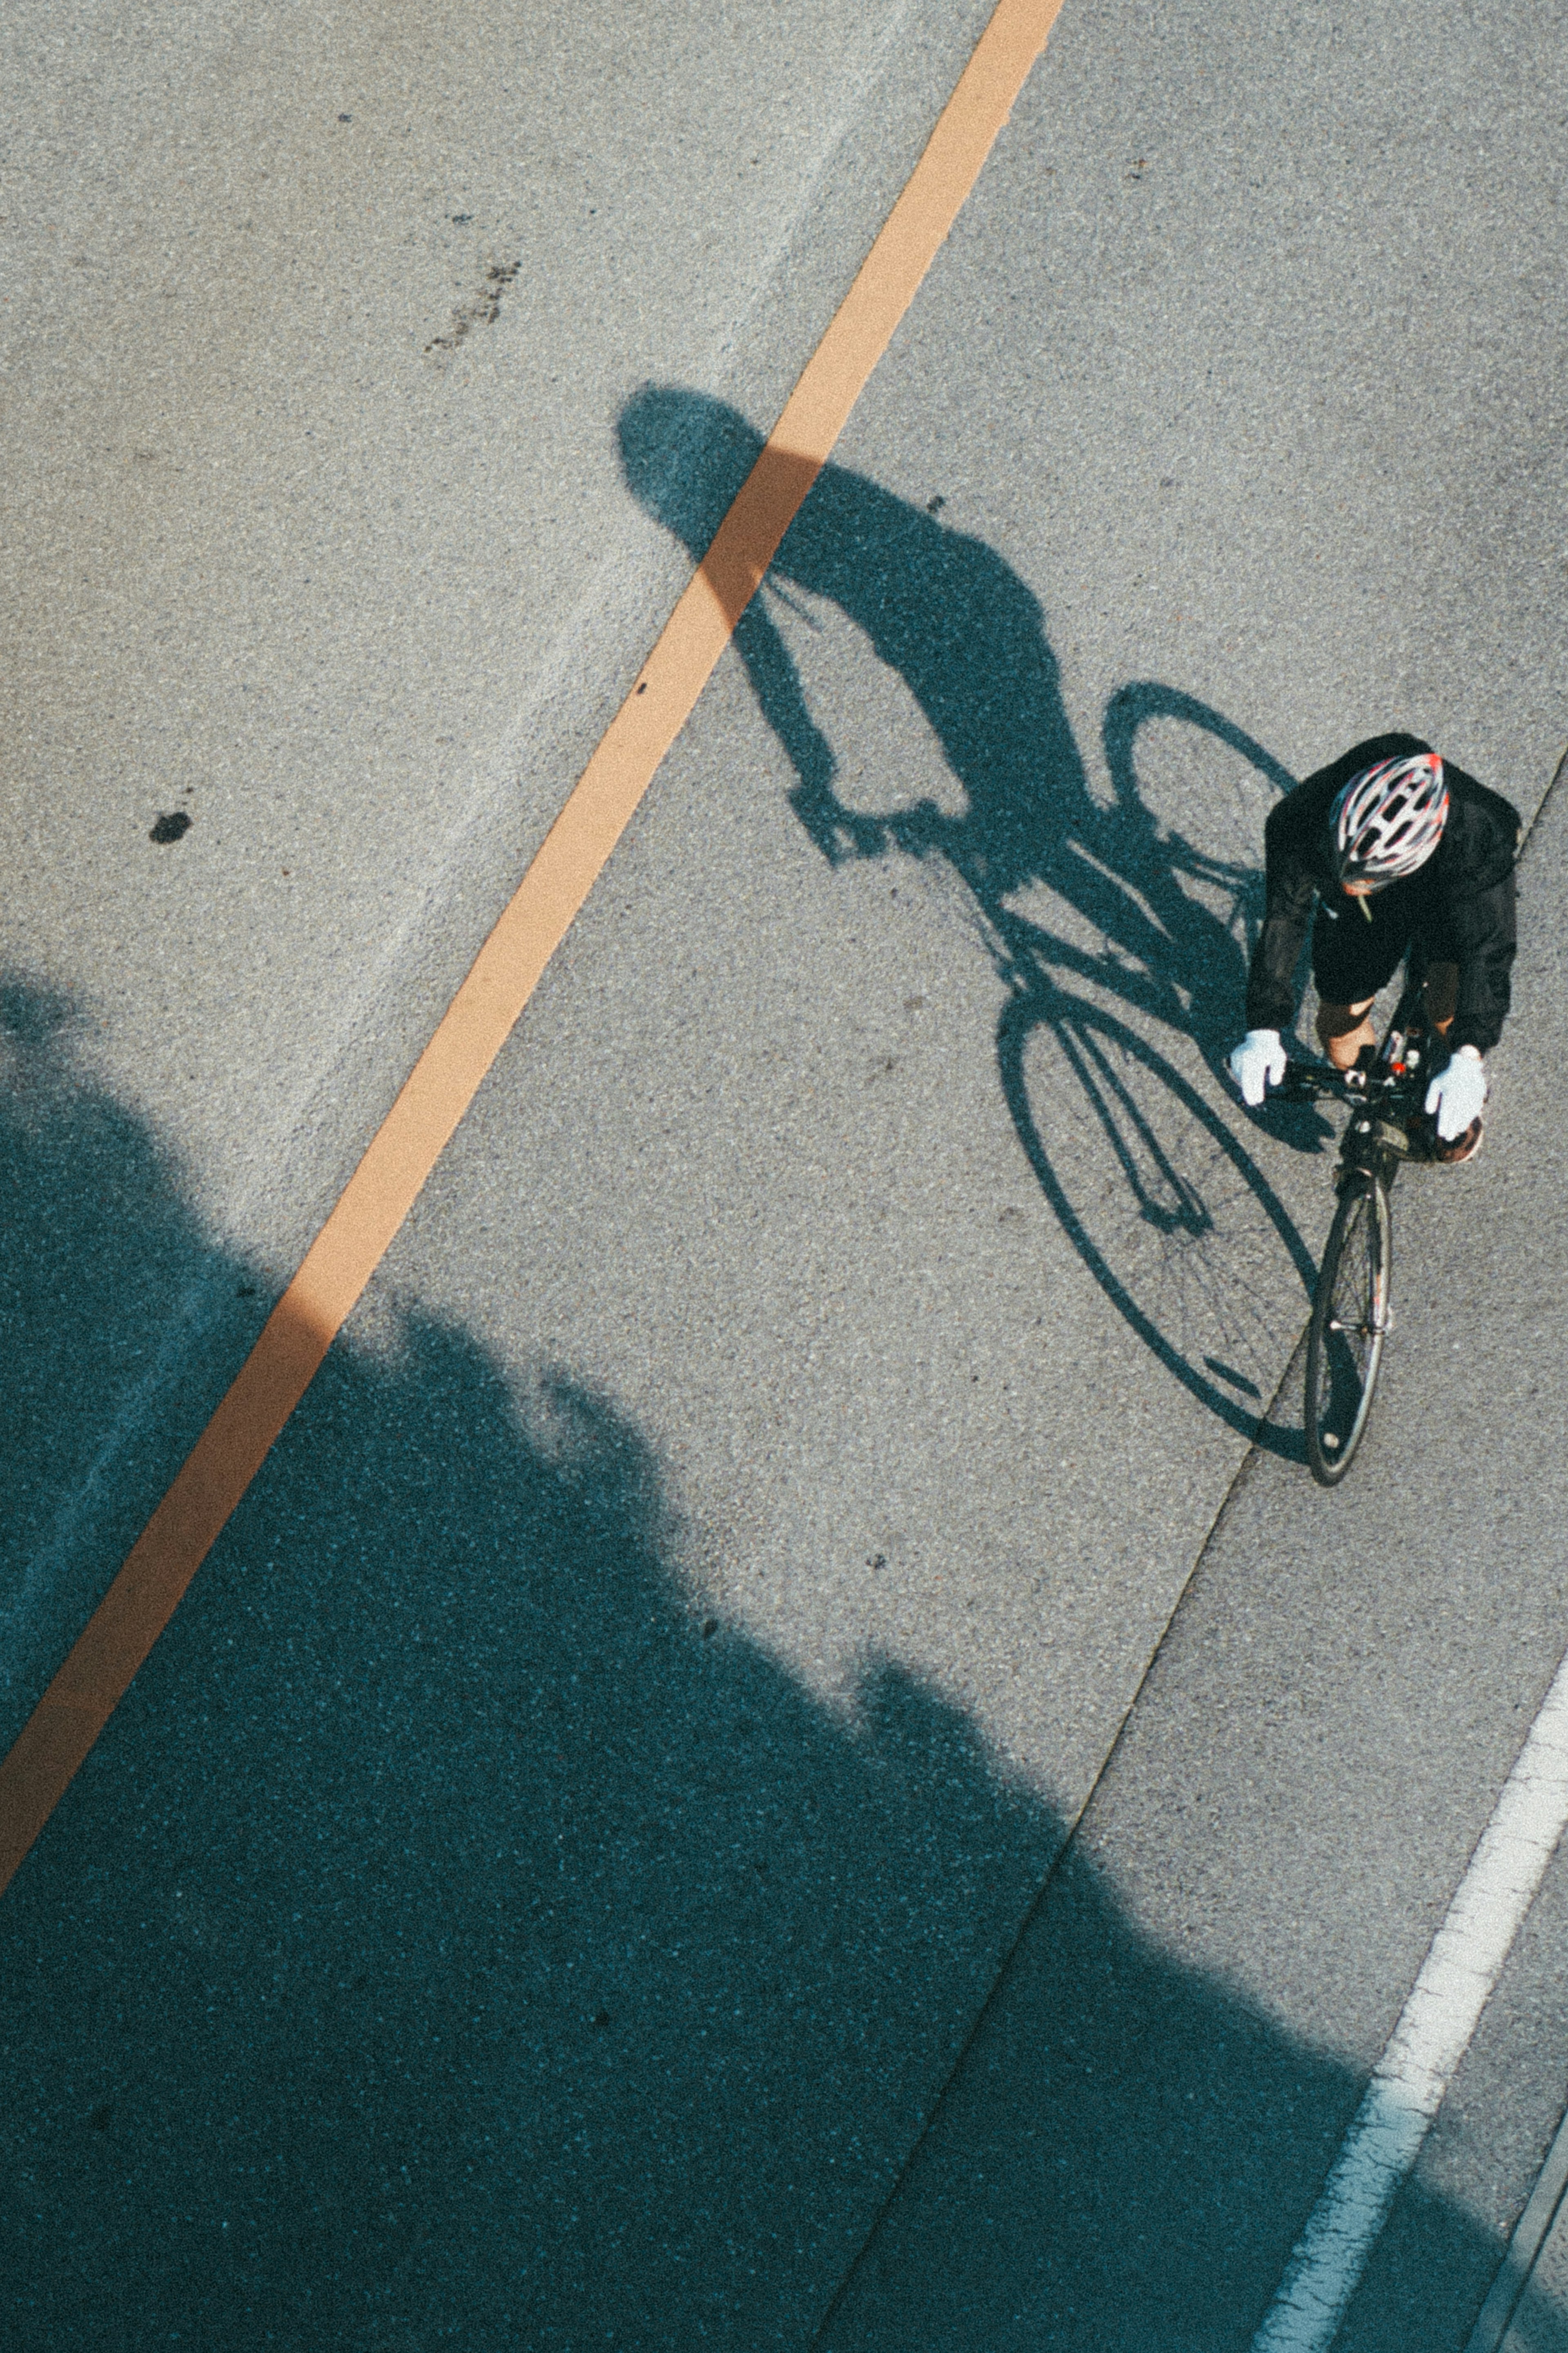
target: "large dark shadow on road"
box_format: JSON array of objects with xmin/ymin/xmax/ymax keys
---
[
  {"xmin": 0, "ymin": 981, "xmax": 249, "ymax": 1726},
  {"xmin": 0, "ymin": 985, "xmax": 1552, "ymax": 2348},
  {"xmin": 620, "ymin": 388, "xmax": 1332, "ymax": 1452},
  {"xmin": 1, "ymin": 981, "xmax": 187, "ymax": 1590}
]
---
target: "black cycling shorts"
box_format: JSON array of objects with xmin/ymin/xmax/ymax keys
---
[{"xmin": 1311, "ymin": 897, "xmax": 1461, "ymax": 1008}]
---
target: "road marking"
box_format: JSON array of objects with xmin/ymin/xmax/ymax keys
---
[
  {"xmin": 0, "ymin": 0, "xmax": 1067, "ymax": 1899},
  {"xmin": 1250, "ymin": 1641, "xmax": 1568, "ymax": 2353}
]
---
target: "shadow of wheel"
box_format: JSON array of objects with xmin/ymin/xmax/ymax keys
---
[{"xmin": 999, "ymin": 987, "xmax": 1317, "ymax": 1450}]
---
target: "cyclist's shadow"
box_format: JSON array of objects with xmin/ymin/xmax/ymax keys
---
[{"xmin": 620, "ymin": 386, "xmax": 1325, "ymax": 1447}]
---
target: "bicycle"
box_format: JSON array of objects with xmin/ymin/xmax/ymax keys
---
[{"xmin": 1278, "ymin": 968, "xmax": 1448, "ymax": 1485}]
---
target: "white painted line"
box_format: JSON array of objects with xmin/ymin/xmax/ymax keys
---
[{"xmin": 1250, "ymin": 1642, "xmax": 1568, "ymax": 2353}]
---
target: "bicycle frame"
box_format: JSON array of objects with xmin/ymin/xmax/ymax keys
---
[
  {"xmin": 1277, "ymin": 972, "xmax": 1441, "ymax": 1188},
  {"xmin": 1280, "ymin": 969, "xmax": 1448, "ymax": 1483}
]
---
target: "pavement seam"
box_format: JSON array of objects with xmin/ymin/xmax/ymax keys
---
[
  {"xmin": 1519, "ymin": 745, "xmax": 1568, "ymax": 858},
  {"xmin": 805, "ymin": 1334, "xmax": 1301, "ymax": 2348},
  {"xmin": 1463, "ymin": 2095, "xmax": 1568, "ymax": 2353},
  {"xmin": 807, "ymin": 742, "xmax": 1568, "ymax": 2349},
  {"xmin": 1441, "ymin": 736, "xmax": 1568, "ymax": 2350},
  {"xmin": 1252, "ymin": 1642, "xmax": 1568, "ymax": 2351}
]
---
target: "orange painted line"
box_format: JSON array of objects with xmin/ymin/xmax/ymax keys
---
[{"xmin": 0, "ymin": 0, "xmax": 1066, "ymax": 1900}]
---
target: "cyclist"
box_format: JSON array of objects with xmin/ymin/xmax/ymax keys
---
[{"xmin": 1228, "ymin": 734, "xmax": 1520, "ymax": 1163}]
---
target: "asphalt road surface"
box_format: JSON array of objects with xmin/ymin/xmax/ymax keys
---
[{"xmin": 3, "ymin": 0, "xmax": 1566, "ymax": 2345}]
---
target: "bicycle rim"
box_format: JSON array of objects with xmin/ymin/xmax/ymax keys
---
[{"xmin": 1304, "ymin": 1177, "xmax": 1391, "ymax": 1485}]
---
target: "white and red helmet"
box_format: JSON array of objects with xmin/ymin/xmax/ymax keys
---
[{"xmin": 1330, "ymin": 752, "xmax": 1448, "ymax": 885}]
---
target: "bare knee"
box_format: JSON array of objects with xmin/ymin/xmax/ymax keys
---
[{"xmin": 1317, "ymin": 999, "xmax": 1376, "ymax": 1070}]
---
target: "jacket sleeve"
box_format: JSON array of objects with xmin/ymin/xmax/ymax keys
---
[
  {"xmin": 1244, "ymin": 803, "xmax": 1317, "ymax": 1033},
  {"xmin": 1448, "ymin": 869, "xmax": 1517, "ymax": 1054}
]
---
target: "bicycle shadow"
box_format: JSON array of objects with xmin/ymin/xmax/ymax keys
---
[
  {"xmin": 619, "ymin": 387, "xmax": 1331, "ymax": 1449},
  {"xmin": 0, "ymin": 981, "xmax": 1557, "ymax": 2350}
]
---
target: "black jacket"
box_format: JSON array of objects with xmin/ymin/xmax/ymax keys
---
[{"xmin": 1244, "ymin": 733, "xmax": 1521, "ymax": 1054}]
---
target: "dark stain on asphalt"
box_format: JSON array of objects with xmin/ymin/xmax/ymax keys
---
[
  {"xmin": 149, "ymin": 811, "xmax": 192, "ymax": 844},
  {"xmin": 90, "ymin": 2104, "xmax": 113, "ymax": 2131},
  {"xmin": 426, "ymin": 259, "xmax": 522, "ymax": 357}
]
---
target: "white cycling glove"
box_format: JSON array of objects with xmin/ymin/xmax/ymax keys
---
[
  {"xmin": 1425, "ymin": 1046, "xmax": 1486, "ymax": 1140},
  {"xmin": 1228, "ymin": 1028, "xmax": 1287, "ymax": 1107}
]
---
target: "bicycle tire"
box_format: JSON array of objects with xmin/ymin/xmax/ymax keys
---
[{"xmin": 1304, "ymin": 1173, "xmax": 1392, "ymax": 1485}]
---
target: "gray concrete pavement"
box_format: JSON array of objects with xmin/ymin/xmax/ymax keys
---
[
  {"xmin": 817, "ymin": 733, "xmax": 1568, "ymax": 2353},
  {"xmin": 2, "ymin": 0, "xmax": 1567, "ymax": 2344},
  {"xmin": 0, "ymin": 0, "xmax": 997, "ymax": 1742},
  {"xmin": 1503, "ymin": 2177, "xmax": 1568, "ymax": 2353}
]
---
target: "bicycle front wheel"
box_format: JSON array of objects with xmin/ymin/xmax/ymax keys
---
[{"xmin": 1304, "ymin": 1175, "xmax": 1392, "ymax": 1486}]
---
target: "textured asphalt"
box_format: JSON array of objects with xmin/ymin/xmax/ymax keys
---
[
  {"xmin": 1508, "ymin": 2179, "xmax": 1568, "ymax": 2353},
  {"xmin": 4, "ymin": 0, "xmax": 1568, "ymax": 2346},
  {"xmin": 819, "ymin": 763, "xmax": 1568, "ymax": 2351},
  {"xmin": 0, "ymin": 0, "xmax": 996, "ymax": 1744}
]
